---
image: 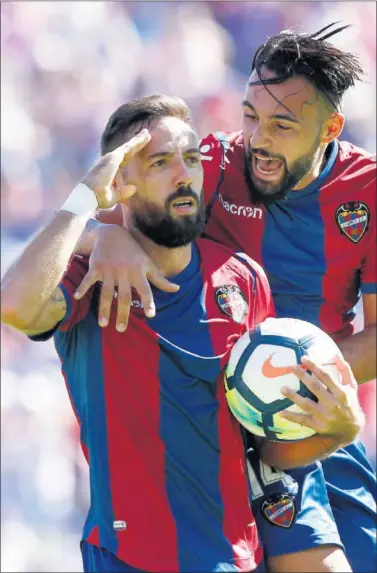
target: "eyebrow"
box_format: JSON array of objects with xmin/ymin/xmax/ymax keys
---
[
  {"xmin": 146, "ymin": 148, "xmax": 201, "ymax": 161},
  {"xmin": 242, "ymin": 100, "xmax": 300, "ymax": 124}
]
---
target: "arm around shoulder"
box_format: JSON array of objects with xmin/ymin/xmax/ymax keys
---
[{"xmin": 74, "ymin": 206, "xmax": 124, "ymax": 257}]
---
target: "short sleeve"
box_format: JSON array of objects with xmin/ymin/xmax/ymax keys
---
[
  {"xmin": 58, "ymin": 256, "xmax": 93, "ymax": 332},
  {"xmin": 247, "ymin": 448, "xmax": 344, "ymax": 557}
]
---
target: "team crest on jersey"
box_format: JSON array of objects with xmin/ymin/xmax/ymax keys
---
[
  {"xmin": 215, "ymin": 285, "xmax": 248, "ymax": 324},
  {"xmin": 261, "ymin": 493, "xmax": 296, "ymax": 528},
  {"xmin": 335, "ymin": 201, "xmax": 370, "ymax": 244}
]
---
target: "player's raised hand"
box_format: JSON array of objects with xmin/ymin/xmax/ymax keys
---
[
  {"xmin": 74, "ymin": 225, "xmax": 180, "ymax": 332},
  {"xmin": 82, "ymin": 129, "xmax": 151, "ymax": 209},
  {"xmin": 280, "ymin": 355, "xmax": 365, "ymax": 444}
]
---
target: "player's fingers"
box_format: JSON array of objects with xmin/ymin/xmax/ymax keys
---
[
  {"xmin": 300, "ymin": 356, "xmax": 347, "ymax": 402},
  {"xmin": 98, "ymin": 277, "xmax": 115, "ymax": 327},
  {"xmin": 119, "ymin": 129, "xmax": 151, "ymax": 167},
  {"xmin": 115, "ymin": 279, "xmax": 131, "ymax": 332},
  {"xmin": 292, "ymin": 366, "xmax": 334, "ymax": 406},
  {"xmin": 280, "ymin": 384, "xmax": 319, "ymax": 413},
  {"xmin": 115, "ymin": 184, "xmax": 137, "ymax": 204},
  {"xmin": 279, "ymin": 410, "xmax": 316, "ymax": 429},
  {"xmin": 111, "ymin": 170, "xmax": 137, "ymax": 202},
  {"xmin": 113, "ymin": 169, "xmax": 125, "ymax": 191},
  {"xmin": 74, "ymin": 271, "xmax": 98, "ymax": 300},
  {"xmin": 334, "ymin": 354, "xmax": 356, "ymax": 387},
  {"xmin": 147, "ymin": 266, "xmax": 180, "ymax": 293},
  {"xmin": 132, "ymin": 276, "xmax": 156, "ymax": 318}
]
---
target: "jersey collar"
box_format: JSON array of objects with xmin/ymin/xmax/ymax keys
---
[{"xmin": 151, "ymin": 242, "xmax": 200, "ymax": 305}]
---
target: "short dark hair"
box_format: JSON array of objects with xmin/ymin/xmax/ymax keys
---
[
  {"xmin": 101, "ymin": 94, "xmax": 192, "ymax": 155},
  {"xmin": 250, "ymin": 22, "xmax": 364, "ymax": 111}
]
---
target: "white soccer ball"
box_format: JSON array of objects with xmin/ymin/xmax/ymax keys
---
[{"xmin": 224, "ymin": 317, "xmax": 342, "ymax": 441}]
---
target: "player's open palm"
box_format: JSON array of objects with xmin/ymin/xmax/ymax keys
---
[
  {"xmin": 74, "ymin": 225, "xmax": 180, "ymax": 332},
  {"xmin": 82, "ymin": 129, "xmax": 151, "ymax": 209},
  {"xmin": 280, "ymin": 355, "xmax": 365, "ymax": 444}
]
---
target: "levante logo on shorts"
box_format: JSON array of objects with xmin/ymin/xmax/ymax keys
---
[
  {"xmin": 261, "ymin": 493, "xmax": 297, "ymax": 528},
  {"xmin": 335, "ymin": 201, "xmax": 370, "ymax": 244}
]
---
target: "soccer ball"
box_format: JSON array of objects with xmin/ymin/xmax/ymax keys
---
[{"xmin": 224, "ymin": 317, "xmax": 342, "ymax": 441}]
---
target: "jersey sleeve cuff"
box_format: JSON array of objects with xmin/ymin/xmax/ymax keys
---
[
  {"xmin": 361, "ymin": 283, "xmax": 377, "ymax": 294},
  {"xmin": 57, "ymin": 282, "xmax": 74, "ymax": 331}
]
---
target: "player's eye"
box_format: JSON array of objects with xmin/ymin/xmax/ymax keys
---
[
  {"xmin": 150, "ymin": 158, "xmax": 166, "ymax": 168},
  {"xmin": 244, "ymin": 114, "xmax": 257, "ymax": 121},
  {"xmin": 186, "ymin": 155, "xmax": 200, "ymax": 165},
  {"xmin": 276, "ymin": 123, "xmax": 292, "ymax": 131}
]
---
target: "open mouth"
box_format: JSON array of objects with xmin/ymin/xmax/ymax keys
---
[
  {"xmin": 252, "ymin": 153, "xmax": 283, "ymax": 179},
  {"xmin": 171, "ymin": 197, "xmax": 196, "ymax": 215}
]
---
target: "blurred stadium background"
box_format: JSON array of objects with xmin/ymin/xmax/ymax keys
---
[{"xmin": 1, "ymin": 2, "xmax": 375, "ymax": 572}]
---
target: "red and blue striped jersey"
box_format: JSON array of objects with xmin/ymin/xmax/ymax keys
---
[
  {"xmin": 201, "ymin": 131, "xmax": 376, "ymax": 340},
  {"xmin": 200, "ymin": 133, "xmax": 377, "ymax": 568},
  {"xmin": 50, "ymin": 239, "xmax": 272, "ymax": 572}
]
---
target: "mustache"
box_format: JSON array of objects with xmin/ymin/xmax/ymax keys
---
[
  {"xmin": 166, "ymin": 186, "xmax": 199, "ymax": 206},
  {"xmin": 248, "ymin": 148, "xmax": 286, "ymax": 163}
]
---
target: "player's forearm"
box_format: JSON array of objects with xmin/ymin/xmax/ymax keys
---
[
  {"xmin": 1, "ymin": 211, "xmax": 91, "ymax": 330},
  {"xmin": 259, "ymin": 434, "xmax": 346, "ymax": 470},
  {"xmin": 338, "ymin": 324, "xmax": 376, "ymax": 384}
]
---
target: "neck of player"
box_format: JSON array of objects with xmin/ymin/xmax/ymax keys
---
[
  {"xmin": 292, "ymin": 145, "xmax": 328, "ymax": 191},
  {"xmin": 130, "ymin": 228, "xmax": 193, "ymax": 278}
]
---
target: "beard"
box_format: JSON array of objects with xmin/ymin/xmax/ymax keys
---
[
  {"xmin": 132, "ymin": 186, "xmax": 206, "ymax": 248},
  {"xmin": 243, "ymin": 137, "xmax": 322, "ymax": 207}
]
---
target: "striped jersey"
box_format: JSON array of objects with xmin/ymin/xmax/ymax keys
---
[
  {"xmin": 201, "ymin": 132, "xmax": 376, "ymax": 339},
  {"xmin": 45, "ymin": 239, "xmax": 273, "ymax": 572}
]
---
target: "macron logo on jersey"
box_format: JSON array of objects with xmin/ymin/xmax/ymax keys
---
[{"xmin": 218, "ymin": 193, "xmax": 263, "ymax": 219}]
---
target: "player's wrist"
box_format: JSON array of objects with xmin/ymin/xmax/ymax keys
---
[{"xmin": 60, "ymin": 183, "xmax": 99, "ymax": 217}]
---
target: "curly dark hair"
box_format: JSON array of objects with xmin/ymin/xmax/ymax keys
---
[{"xmin": 250, "ymin": 22, "xmax": 364, "ymax": 112}]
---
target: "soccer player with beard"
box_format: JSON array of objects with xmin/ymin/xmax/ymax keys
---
[
  {"xmin": 1, "ymin": 96, "xmax": 278, "ymax": 573},
  {"xmin": 68, "ymin": 24, "xmax": 376, "ymax": 573},
  {"xmin": 200, "ymin": 31, "xmax": 376, "ymax": 573}
]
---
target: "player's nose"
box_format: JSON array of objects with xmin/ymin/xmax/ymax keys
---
[
  {"xmin": 249, "ymin": 124, "xmax": 273, "ymax": 150},
  {"xmin": 173, "ymin": 157, "xmax": 192, "ymax": 188}
]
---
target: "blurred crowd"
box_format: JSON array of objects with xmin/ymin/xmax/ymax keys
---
[{"xmin": 1, "ymin": 2, "xmax": 376, "ymax": 572}]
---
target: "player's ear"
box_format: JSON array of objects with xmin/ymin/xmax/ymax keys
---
[{"xmin": 321, "ymin": 112, "xmax": 345, "ymax": 144}]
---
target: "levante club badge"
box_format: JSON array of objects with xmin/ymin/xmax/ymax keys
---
[
  {"xmin": 261, "ymin": 493, "xmax": 297, "ymax": 528},
  {"xmin": 335, "ymin": 201, "xmax": 370, "ymax": 244},
  {"xmin": 215, "ymin": 284, "xmax": 248, "ymax": 324}
]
